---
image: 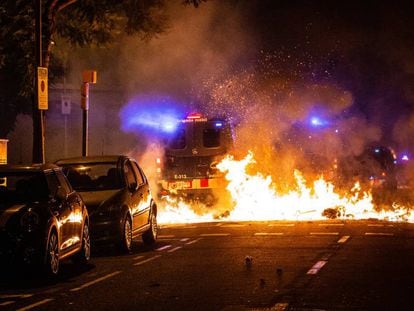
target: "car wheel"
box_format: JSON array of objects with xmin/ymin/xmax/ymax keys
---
[
  {"xmin": 119, "ymin": 214, "xmax": 132, "ymax": 253},
  {"xmin": 73, "ymin": 222, "xmax": 91, "ymax": 265},
  {"xmin": 142, "ymin": 212, "xmax": 157, "ymax": 246},
  {"xmin": 45, "ymin": 231, "xmax": 59, "ymax": 276}
]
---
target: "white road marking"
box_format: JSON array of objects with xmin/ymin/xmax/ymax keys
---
[
  {"xmin": 133, "ymin": 255, "xmax": 162, "ymax": 266},
  {"xmin": 186, "ymin": 238, "xmax": 201, "ymax": 245},
  {"xmin": 158, "ymin": 235, "xmax": 175, "ymax": 239},
  {"xmin": 268, "ymin": 223, "xmax": 295, "ymax": 227},
  {"xmin": 156, "ymin": 245, "xmax": 172, "ymax": 251},
  {"xmin": 0, "ymin": 301, "xmax": 15, "ymax": 306},
  {"xmin": 310, "ymin": 232, "xmax": 339, "ymax": 236},
  {"xmin": 337, "ymin": 235, "xmax": 350, "ymax": 244},
  {"xmin": 200, "ymin": 233, "xmax": 230, "ymax": 237},
  {"xmin": 215, "ymin": 223, "xmax": 224, "ymax": 227},
  {"xmin": 254, "ymin": 232, "xmax": 284, "ymax": 236},
  {"xmin": 365, "ymin": 232, "xmax": 394, "ymax": 236},
  {"xmin": 180, "ymin": 238, "xmax": 190, "ymax": 242},
  {"xmin": 17, "ymin": 298, "xmax": 54, "ymax": 311},
  {"xmin": 368, "ymin": 224, "xmax": 384, "ymax": 227},
  {"xmin": 318, "ymin": 223, "xmax": 344, "ymax": 226},
  {"xmin": 70, "ymin": 271, "xmax": 122, "ymax": 292},
  {"xmin": 133, "ymin": 255, "xmax": 145, "ymax": 260},
  {"xmin": 0, "ymin": 294, "xmax": 33, "ymax": 299},
  {"xmin": 167, "ymin": 246, "xmax": 182, "ymax": 253},
  {"xmin": 307, "ymin": 260, "xmax": 328, "ymax": 275}
]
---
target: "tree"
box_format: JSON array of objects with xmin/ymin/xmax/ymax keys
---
[{"xmin": 0, "ymin": 0, "xmax": 205, "ymax": 162}]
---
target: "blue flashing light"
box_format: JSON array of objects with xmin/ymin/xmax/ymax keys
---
[
  {"xmin": 374, "ymin": 148, "xmax": 380, "ymax": 153},
  {"xmin": 215, "ymin": 122, "xmax": 223, "ymax": 128},
  {"xmin": 401, "ymin": 154, "xmax": 409, "ymax": 161},
  {"xmin": 120, "ymin": 94, "xmax": 186, "ymax": 137}
]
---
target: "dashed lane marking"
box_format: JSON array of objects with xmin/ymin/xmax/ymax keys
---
[
  {"xmin": 0, "ymin": 301, "xmax": 15, "ymax": 306},
  {"xmin": 133, "ymin": 255, "xmax": 145, "ymax": 260},
  {"xmin": 16, "ymin": 298, "xmax": 54, "ymax": 311},
  {"xmin": 200, "ymin": 233, "xmax": 230, "ymax": 237},
  {"xmin": 254, "ymin": 232, "xmax": 284, "ymax": 236},
  {"xmin": 180, "ymin": 238, "xmax": 190, "ymax": 242},
  {"xmin": 186, "ymin": 238, "xmax": 202, "ymax": 245},
  {"xmin": 307, "ymin": 260, "xmax": 328, "ymax": 275},
  {"xmin": 337, "ymin": 235, "xmax": 350, "ymax": 244},
  {"xmin": 0, "ymin": 294, "xmax": 33, "ymax": 299},
  {"xmin": 70, "ymin": 271, "xmax": 122, "ymax": 292},
  {"xmin": 167, "ymin": 246, "xmax": 182, "ymax": 253},
  {"xmin": 215, "ymin": 223, "xmax": 224, "ymax": 227},
  {"xmin": 310, "ymin": 232, "xmax": 339, "ymax": 236},
  {"xmin": 133, "ymin": 255, "xmax": 162, "ymax": 266},
  {"xmin": 156, "ymin": 245, "xmax": 172, "ymax": 251},
  {"xmin": 365, "ymin": 232, "xmax": 394, "ymax": 236}
]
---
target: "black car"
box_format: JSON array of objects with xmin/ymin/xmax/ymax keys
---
[
  {"xmin": 55, "ymin": 155, "xmax": 158, "ymax": 252},
  {"xmin": 0, "ymin": 164, "xmax": 90, "ymax": 275}
]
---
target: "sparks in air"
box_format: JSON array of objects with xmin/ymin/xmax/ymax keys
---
[{"xmin": 158, "ymin": 152, "xmax": 414, "ymax": 224}]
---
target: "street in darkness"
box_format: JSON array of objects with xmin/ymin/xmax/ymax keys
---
[{"xmin": 1, "ymin": 220, "xmax": 413, "ymax": 310}]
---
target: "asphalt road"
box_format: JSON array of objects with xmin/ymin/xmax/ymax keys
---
[{"xmin": 1, "ymin": 220, "xmax": 414, "ymax": 311}]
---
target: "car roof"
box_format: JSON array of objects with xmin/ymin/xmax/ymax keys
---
[
  {"xmin": 0, "ymin": 163, "xmax": 58, "ymax": 173},
  {"xmin": 55, "ymin": 155, "xmax": 130, "ymax": 165}
]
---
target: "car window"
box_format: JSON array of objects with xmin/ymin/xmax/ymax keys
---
[
  {"xmin": 131, "ymin": 162, "xmax": 145, "ymax": 185},
  {"xmin": 62, "ymin": 162, "xmax": 122, "ymax": 191},
  {"xmin": 0, "ymin": 172, "xmax": 50, "ymax": 204},
  {"xmin": 45, "ymin": 172, "xmax": 61, "ymax": 199},
  {"xmin": 168, "ymin": 128, "xmax": 186, "ymax": 149},
  {"xmin": 55, "ymin": 169, "xmax": 73, "ymax": 193},
  {"xmin": 203, "ymin": 128, "xmax": 221, "ymax": 148},
  {"xmin": 124, "ymin": 161, "xmax": 137, "ymax": 187}
]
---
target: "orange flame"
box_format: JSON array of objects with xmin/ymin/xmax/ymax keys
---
[{"xmin": 158, "ymin": 152, "xmax": 414, "ymax": 224}]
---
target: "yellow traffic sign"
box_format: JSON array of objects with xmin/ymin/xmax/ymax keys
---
[{"xmin": 37, "ymin": 67, "xmax": 48, "ymax": 110}]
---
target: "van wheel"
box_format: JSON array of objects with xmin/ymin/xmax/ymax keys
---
[
  {"xmin": 142, "ymin": 212, "xmax": 157, "ymax": 246},
  {"xmin": 119, "ymin": 214, "xmax": 132, "ymax": 253}
]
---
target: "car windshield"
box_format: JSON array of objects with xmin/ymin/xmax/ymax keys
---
[
  {"xmin": 61, "ymin": 162, "xmax": 122, "ymax": 191},
  {"xmin": 0, "ymin": 172, "xmax": 49, "ymax": 206}
]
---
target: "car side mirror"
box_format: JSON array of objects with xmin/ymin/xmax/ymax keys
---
[{"xmin": 55, "ymin": 186, "xmax": 68, "ymax": 201}]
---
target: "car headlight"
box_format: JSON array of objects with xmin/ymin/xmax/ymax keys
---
[{"xmin": 20, "ymin": 209, "xmax": 40, "ymax": 232}]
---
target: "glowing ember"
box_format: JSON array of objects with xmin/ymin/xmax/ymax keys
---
[{"xmin": 158, "ymin": 152, "xmax": 414, "ymax": 224}]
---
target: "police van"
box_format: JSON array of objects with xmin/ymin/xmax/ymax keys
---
[{"xmin": 156, "ymin": 113, "xmax": 233, "ymax": 205}]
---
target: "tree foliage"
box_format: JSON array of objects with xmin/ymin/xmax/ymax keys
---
[{"xmin": 0, "ymin": 0, "xmax": 204, "ymax": 138}]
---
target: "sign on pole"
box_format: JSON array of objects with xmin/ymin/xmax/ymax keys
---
[
  {"xmin": 37, "ymin": 67, "xmax": 48, "ymax": 110},
  {"xmin": 61, "ymin": 95, "xmax": 71, "ymax": 115}
]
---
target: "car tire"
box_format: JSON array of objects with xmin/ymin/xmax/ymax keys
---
[
  {"xmin": 119, "ymin": 214, "xmax": 133, "ymax": 253},
  {"xmin": 45, "ymin": 230, "xmax": 59, "ymax": 276},
  {"xmin": 73, "ymin": 221, "xmax": 91, "ymax": 265},
  {"xmin": 142, "ymin": 211, "xmax": 157, "ymax": 246}
]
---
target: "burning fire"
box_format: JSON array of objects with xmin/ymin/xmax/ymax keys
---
[{"xmin": 158, "ymin": 152, "xmax": 414, "ymax": 224}]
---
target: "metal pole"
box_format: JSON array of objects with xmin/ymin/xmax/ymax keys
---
[
  {"xmin": 34, "ymin": 0, "xmax": 45, "ymax": 164},
  {"xmin": 81, "ymin": 82, "xmax": 89, "ymax": 156},
  {"xmin": 64, "ymin": 115, "xmax": 68, "ymax": 157},
  {"xmin": 82, "ymin": 109, "xmax": 88, "ymax": 156}
]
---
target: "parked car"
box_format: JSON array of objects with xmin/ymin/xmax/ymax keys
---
[
  {"xmin": 0, "ymin": 164, "xmax": 90, "ymax": 275},
  {"xmin": 55, "ymin": 155, "xmax": 158, "ymax": 252}
]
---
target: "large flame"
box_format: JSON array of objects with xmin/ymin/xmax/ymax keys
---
[{"xmin": 158, "ymin": 152, "xmax": 414, "ymax": 224}]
